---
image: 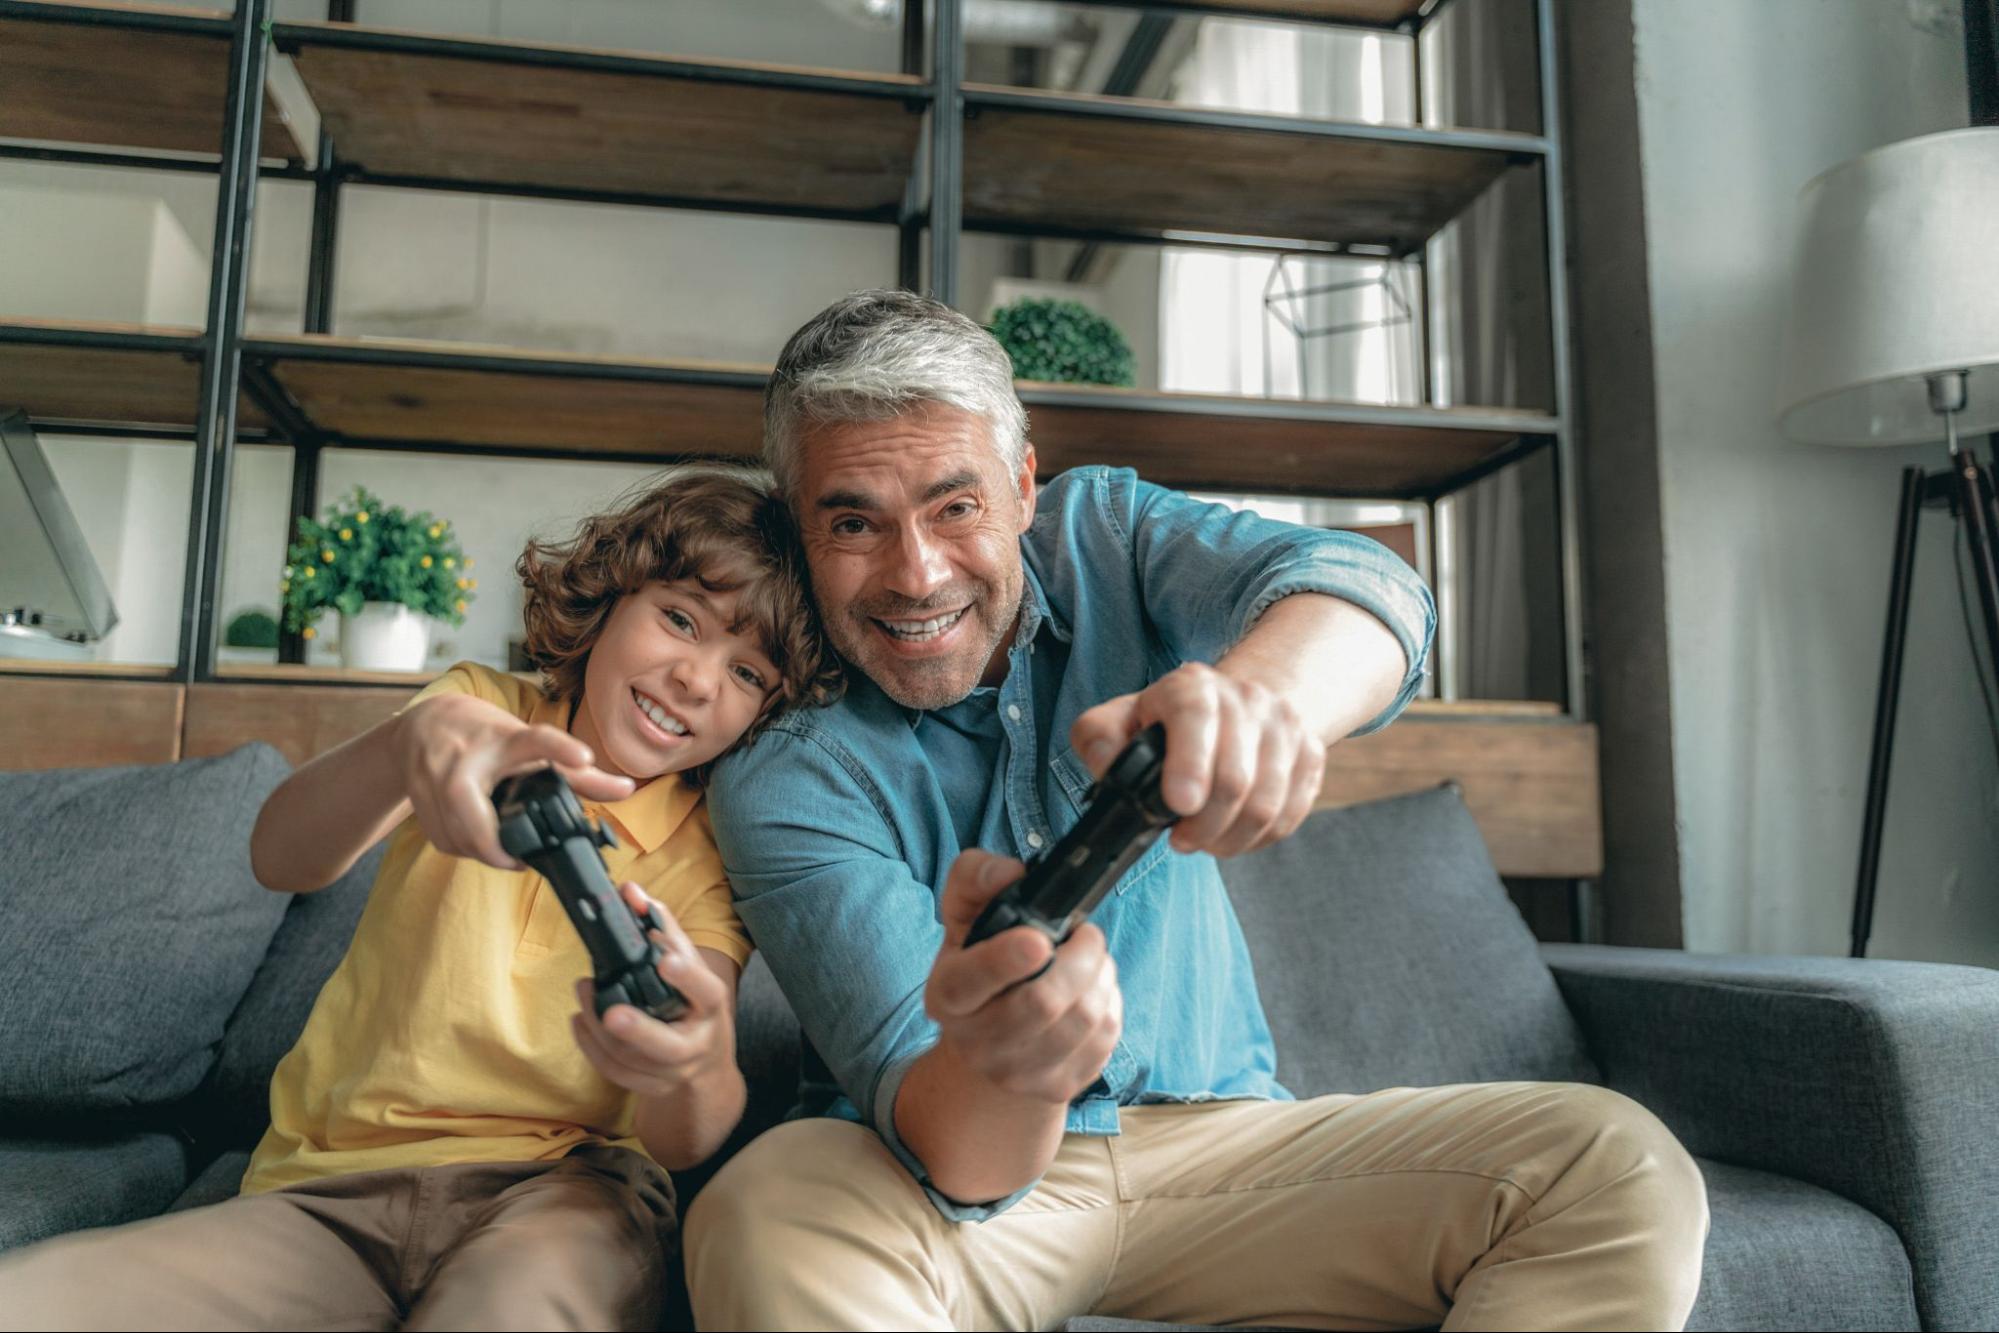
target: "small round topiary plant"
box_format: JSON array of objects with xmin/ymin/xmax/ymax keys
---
[
  {"xmin": 988, "ymin": 298, "xmax": 1137, "ymax": 387},
  {"xmin": 223, "ymin": 608, "xmax": 279, "ymax": 649}
]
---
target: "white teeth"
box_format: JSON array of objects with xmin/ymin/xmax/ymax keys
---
[
  {"xmin": 634, "ymin": 689, "xmax": 688, "ymax": 736},
  {"xmin": 877, "ymin": 608, "xmax": 967, "ymax": 642}
]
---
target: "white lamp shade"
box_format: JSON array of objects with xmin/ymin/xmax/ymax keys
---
[{"xmin": 1777, "ymin": 127, "xmax": 1999, "ymax": 446}]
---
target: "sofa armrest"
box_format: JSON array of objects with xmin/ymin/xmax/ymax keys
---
[{"xmin": 1541, "ymin": 943, "xmax": 1999, "ymax": 1332}]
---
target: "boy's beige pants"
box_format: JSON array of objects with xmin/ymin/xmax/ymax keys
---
[
  {"xmin": 686, "ymin": 1082, "xmax": 1711, "ymax": 1332},
  {"xmin": 0, "ymin": 1144, "xmax": 675, "ymax": 1332}
]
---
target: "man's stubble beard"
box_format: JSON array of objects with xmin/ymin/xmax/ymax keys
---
[{"xmin": 828, "ymin": 565, "xmax": 1025, "ymax": 712}]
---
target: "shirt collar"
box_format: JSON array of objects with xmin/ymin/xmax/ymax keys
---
[{"xmin": 525, "ymin": 687, "xmax": 700, "ymax": 855}]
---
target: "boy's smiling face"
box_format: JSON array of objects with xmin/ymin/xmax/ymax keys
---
[{"xmin": 570, "ymin": 578, "xmax": 779, "ymax": 782}]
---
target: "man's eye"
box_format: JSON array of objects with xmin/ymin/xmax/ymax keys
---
[
  {"xmin": 941, "ymin": 499, "xmax": 976, "ymax": 519},
  {"xmin": 831, "ymin": 517, "xmax": 868, "ymax": 537}
]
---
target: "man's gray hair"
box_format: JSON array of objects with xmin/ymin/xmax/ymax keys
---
[{"xmin": 763, "ymin": 290, "xmax": 1029, "ymax": 496}]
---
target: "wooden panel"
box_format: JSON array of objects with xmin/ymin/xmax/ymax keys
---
[
  {"xmin": 0, "ymin": 676, "xmax": 183, "ymax": 769},
  {"xmin": 0, "ymin": 321, "xmax": 270, "ymax": 431},
  {"xmin": 1319, "ymin": 719, "xmax": 1602, "ymax": 878},
  {"xmin": 1023, "ymin": 384, "xmax": 1546, "ymax": 495},
  {"xmin": 184, "ymin": 681, "xmax": 411, "ymax": 767},
  {"xmin": 259, "ymin": 338, "xmax": 767, "ymax": 455},
  {"xmin": 963, "ymin": 86, "xmax": 1522, "ymax": 250},
  {"xmin": 0, "ymin": 5, "xmax": 309, "ymax": 161},
  {"xmin": 283, "ymin": 25, "xmax": 922, "ymax": 214}
]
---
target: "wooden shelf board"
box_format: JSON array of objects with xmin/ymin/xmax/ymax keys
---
[
  {"xmin": 212, "ymin": 662, "xmax": 439, "ymax": 687},
  {"xmin": 962, "ymin": 84, "xmax": 1527, "ymax": 250},
  {"xmin": 0, "ymin": 320, "xmax": 271, "ymax": 432},
  {"xmin": 251, "ymin": 334, "xmax": 769, "ymax": 456},
  {"xmin": 0, "ymin": 4, "xmax": 311, "ymax": 161},
  {"xmin": 278, "ymin": 21, "xmax": 923, "ymax": 215},
  {"xmin": 0, "ymin": 658, "xmax": 176, "ymax": 677},
  {"xmin": 1022, "ymin": 381, "xmax": 1552, "ymax": 495},
  {"xmin": 1188, "ymin": 0, "xmax": 1427, "ymax": 23},
  {"xmin": 3, "ymin": 323, "xmax": 1549, "ymax": 494}
]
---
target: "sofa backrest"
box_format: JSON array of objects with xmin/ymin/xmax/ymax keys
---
[
  {"xmin": 0, "ymin": 745, "xmax": 296, "ymax": 1128},
  {"xmin": 1219, "ymin": 784, "xmax": 1599, "ymax": 1096}
]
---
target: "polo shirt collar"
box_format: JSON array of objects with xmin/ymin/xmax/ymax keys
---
[{"xmin": 525, "ymin": 686, "xmax": 699, "ymax": 856}]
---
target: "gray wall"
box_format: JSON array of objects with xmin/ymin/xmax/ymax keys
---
[{"xmin": 1582, "ymin": 0, "xmax": 1999, "ymax": 966}]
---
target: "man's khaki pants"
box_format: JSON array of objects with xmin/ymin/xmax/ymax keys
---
[
  {"xmin": 0, "ymin": 1144, "xmax": 676, "ymax": 1332},
  {"xmin": 685, "ymin": 1082, "xmax": 1711, "ymax": 1332}
]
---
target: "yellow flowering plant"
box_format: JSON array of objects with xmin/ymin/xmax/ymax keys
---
[{"xmin": 280, "ymin": 486, "xmax": 475, "ymax": 635}]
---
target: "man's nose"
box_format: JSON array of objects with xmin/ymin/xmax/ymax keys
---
[{"xmin": 882, "ymin": 524, "xmax": 951, "ymax": 601}]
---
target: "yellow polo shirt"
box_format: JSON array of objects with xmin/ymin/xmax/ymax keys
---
[{"xmin": 241, "ymin": 661, "xmax": 752, "ymax": 1195}]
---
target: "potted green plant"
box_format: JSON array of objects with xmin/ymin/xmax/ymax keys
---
[
  {"xmin": 987, "ymin": 298, "xmax": 1137, "ymax": 387},
  {"xmin": 280, "ymin": 487, "xmax": 476, "ymax": 672}
]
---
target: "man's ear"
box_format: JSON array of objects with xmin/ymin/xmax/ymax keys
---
[{"xmin": 1015, "ymin": 443, "xmax": 1038, "ymax": 532}]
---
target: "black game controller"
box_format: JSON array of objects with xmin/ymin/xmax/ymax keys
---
[
  {"xmin": 493, "ymin": 769, "xmax": 689, "ymax": 1023},
  {"xmin": 965, "ymin": 723, "xmax": 1177, "ymax": 958}
]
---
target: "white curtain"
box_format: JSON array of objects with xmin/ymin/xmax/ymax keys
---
[{"xmin": 1158, "ymin": 21, "xmax": 1418, "ymax": 405}]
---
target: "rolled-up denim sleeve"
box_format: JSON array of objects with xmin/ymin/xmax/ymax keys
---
[
  {"xmin": 707, "ymin": 727, "xmax": 1034, "ymax": 1221},
  {"xmin": 1104, "ymin": 469, "xmax": 1436, "ymax": 735}
]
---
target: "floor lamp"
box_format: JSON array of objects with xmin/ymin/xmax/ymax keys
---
[{"xmin": 1776, "ymin": 127, "xmax": 1999, "ymax": 958}]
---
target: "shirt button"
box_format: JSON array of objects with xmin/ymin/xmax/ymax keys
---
[
  {"xmin": 1006, "ymin": 703, "xmax": 1022, "ymax": 722},
  {"xmin": 1026, "ymin": 831, "xmax": 1045, "ymax": 849}
]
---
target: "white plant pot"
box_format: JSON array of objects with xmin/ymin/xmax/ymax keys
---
[{"xmin": 339, "ymin": 602, "xmax": 432, "ymax": 672}]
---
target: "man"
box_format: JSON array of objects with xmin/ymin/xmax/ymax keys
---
[{"xmin": 691, "ymin": 290, "xmax": 1707, "ymax": 1331}]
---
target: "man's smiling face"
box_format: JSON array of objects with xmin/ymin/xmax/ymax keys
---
[{"xmin": 794, "ymin": 401, "xmax": 1036, "ymax": 711}]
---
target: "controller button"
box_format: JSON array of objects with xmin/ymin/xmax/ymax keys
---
[{"xmin": 577, "ymin": 898, "xmax": 598, "ymax": 922}]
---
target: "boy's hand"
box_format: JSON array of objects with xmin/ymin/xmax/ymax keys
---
[
  {"xmin": 570, "ymin": 884, "xmax": 736, "ymax": 1098},
  {"xmin": 394, "ymin": 692, "xmax": 636, "ymax": 870}
]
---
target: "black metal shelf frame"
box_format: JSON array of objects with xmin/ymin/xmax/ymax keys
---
[{"xmin": 0, "ymin": 0, "xmax": 1585, "ymax": 726}]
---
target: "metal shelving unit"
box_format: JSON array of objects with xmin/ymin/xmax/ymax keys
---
[{"xmin": 0, "ymin": 0, "xmax": 1587, "ymax": 739}]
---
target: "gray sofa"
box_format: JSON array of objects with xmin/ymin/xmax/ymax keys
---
[{"xmin": 1, "ymin": 743, "xmax": 1993, "ymax": 1331}]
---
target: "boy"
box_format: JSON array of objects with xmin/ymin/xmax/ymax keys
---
[{"xmin": 0, "ymin": 464, "xmax": 838, "ymax": 1331}]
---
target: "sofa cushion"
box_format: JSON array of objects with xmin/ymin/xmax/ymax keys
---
[
  {"xmin": 0, "ymin": 745, "xmax": 294, "ymax": 1122},
  {"xmin": 184, "ymin": 841, "xmax": 388, "ymax": 1147},
  {"xmin": 1687, "ymin": 1158, "xmax": 1916, "ymax": 1332},
  {"xmin": 168, "ymin": 1148, "xmax": 254, "ymax": 1214},
  {"xmin": 0, "ymin": 1134, "xmax": 190, "ymax": 1253},
  {"xmin": 1220, "ymin": 785, "xmax": 1599, "ymax": 1097}
]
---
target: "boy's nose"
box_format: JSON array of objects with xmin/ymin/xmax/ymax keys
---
[{"xmin": 671, "ymin": 654, "xmax": 717, "ymax": 703}]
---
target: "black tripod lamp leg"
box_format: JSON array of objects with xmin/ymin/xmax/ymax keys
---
[
  {"xmin": 1951, "ymin": 447, "xmax": 1999, "ymax": 676},
  {"xmin": 1851, "ymin": 467, "xmax": 1927, "ymax": 959}
]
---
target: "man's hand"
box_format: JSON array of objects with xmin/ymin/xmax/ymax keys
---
[
  {"xmin": 922, "ymin": 850, "xmax": 1123, "ymax": 1105},
  {"xmin": 393, "ymin": 692, "xmax": 636, "ymax": 870},
  {"xmin": 570, "ymin": 884, "xmax": 736, "ymax": 1096},
  {"xmin": 1069, "ymin": 661, "xmax": 1326, "ymax": 859}
]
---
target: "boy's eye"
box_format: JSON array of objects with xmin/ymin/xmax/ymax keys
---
[
  {"xmin": 664, "ymin": 608, "xmax": 695, "ymax": 633},
  {"xmin": 732, "ymin": 664, "xmax": 767, "ymax": 690}
]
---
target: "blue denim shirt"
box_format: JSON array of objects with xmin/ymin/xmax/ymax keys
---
[{"xmin": 707, "ymin": 467, "xmax": 1435, "ymax": 1221}]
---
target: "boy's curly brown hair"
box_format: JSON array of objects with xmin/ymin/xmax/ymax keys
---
[{"xmin": 515, "ymin": 464, "xmax": 842, "ymax": 784}]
